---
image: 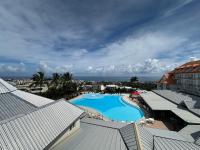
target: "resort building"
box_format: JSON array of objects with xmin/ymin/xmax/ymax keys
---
[
  {"xmin": 0, "ymin": 78, "xmax": 83, "ymax": 149},
  {"xmin": 0, "ymin": 78, "xmax": 200, "ymax": 149},
  {"xmin": 140, "ymin": 90, "xmax": 200, "ymax": 146},
  {"xmin": 157, "ymin": 60, "xmax": 200, "ymax": 96}
]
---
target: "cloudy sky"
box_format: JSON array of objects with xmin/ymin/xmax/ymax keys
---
[{"xmin": 0, "ymin": 0, "xmax": 199, "ymax": 77}]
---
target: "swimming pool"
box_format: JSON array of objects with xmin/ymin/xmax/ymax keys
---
[{"xmin": 71, "ymin": 94, "xmax": 144, "ymax": 122}]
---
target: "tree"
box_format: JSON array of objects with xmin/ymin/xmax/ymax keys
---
[
  {"xmin": 61, "ymin": 72, "xmax": 73, "ymax": 84},
  {"xmin": 130, "ymin": 76, "xmax": 138, "ymax": 82},
  {"xmin": 30, "ymin": 72, "xmax": 48, "ymax": 92},
  {"xmin": 51, "ymin": 73, "xmax": 60, "ymax": 87}
]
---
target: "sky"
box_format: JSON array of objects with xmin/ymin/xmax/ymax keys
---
[{"xmin": 0, "ymin": 0, "xmax": 200, "ymax": 77}]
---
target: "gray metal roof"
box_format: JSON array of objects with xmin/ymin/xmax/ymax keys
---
[
  {"xmin": 153, "ymin": 90, "xmax": 191, "ymax": 105},
  {"xmin": 137, "ymin": 125, "xmax": 153, "ymax": 150},
  {"xmin": 137, "ymin": 125, "xmax": 186, "ymax": 150},
  {"xmin": 153, "ymin": 90, "xmax": 200, "ymax": 116},
  {"xmin": 53, "ymin": 120, "xmax": 128, "ymax": 150},
  {"xmin": 140, "ymin": 92, "xmax": 200, "ymax": 124},
  {"xmin": 179, "ymin": 125, "xmax": 200, "ymax": 143},
  {"xmin": 0, "ymin": 78, "xmax": 17, "ymax": 94},
  {"xmin": 184, "ymin": 100, "xmax": 200, "ymax": 117},
  {"xmin": 145, "ymin": 127, "xmax": 186, "ymax": 141},
  {"xmin": 140, "ymin": 91, "xmax": 177, "ymax": 110},
  {"xmin": 81, "ymin": 118, "xmax": 139, "ymax": 150},
  {"xmin": 81, "ymin": 117, "xmax": 128, "ymax": 129},
  {"xmin": 0, "ymin": 100, "xmax": 83, "ymax": 150},
  {"xmin": 12, "ymin": 90, "xmax": 54, "ymax": 107},
  {"xmin": 154, "ymin": 136, "xmax": 200, "ymax": 150},
  {"xmin": 0, "ymin": 92, "xmax": 37, "ymax": 121},
  {"xmin": 119, "ymin": 124, "xmax": 139, "ymax": 150},
  {"xmin": 196, "ymin": 137, "xmax": 200, "ymax": 146},
  {"xmin": 138, "ymin": 125, "xmax": 200, "ymax": 150}
]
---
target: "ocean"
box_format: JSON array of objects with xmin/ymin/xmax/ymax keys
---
[
  {"xmin": 1, "ymin": 76, "xmax": 161, "ymax": 82},
  {"xmin": 74, "ymin": 76, "xmax": 160, "ymax": 82}
]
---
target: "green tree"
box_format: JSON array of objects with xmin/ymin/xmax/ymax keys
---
[
  {"xmin": 62, "ymin": 72, "xmax": 73, "ymax": 84},
  {"xmin": 30, "ymin": 72, "xmax": 48, "ymax": 92},
  {"xmin": 130, "ymin": 76, "xmax": 138, "ymax": 82},
  {"xmin": 51, "ymin": 73, "xmax": 61, "ymax": 87}
]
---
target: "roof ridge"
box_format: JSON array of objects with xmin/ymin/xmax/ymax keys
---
[
  {"xmin": 81, "ymin": 120, "xmax": 121, "ymax": 129},
  {"xmin": 153, "ymin": 135, "xmax": 192, "ymax": 143},
  {"xmin": 10, "ymin": 91, "xmax": 38, "ymax": 108},
  {"xmin": 0, "ymin": 99, "xmax": 64, "ymax": 125},
  {"xmin": 119, "ymin": 123, "xmax": 140, "ymax": 150},
  {"xmin": 0, "ymin": 78, "xmax": 17, "ymax": 93}
]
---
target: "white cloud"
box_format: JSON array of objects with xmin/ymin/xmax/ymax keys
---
[
  {"xmin": 0, "ymin": 0, "xmax": 200, "ymax": 76},
  {"xmin": 0, "ymin": 62, "xmax": 26, "ymax": 73},
  {"xmin": 37, "ymin": 62, "xmax": 73, "ymax": 74},
  {"xmin": 86, "ymin": 58, "xmax": 178, "ymax": 75}
]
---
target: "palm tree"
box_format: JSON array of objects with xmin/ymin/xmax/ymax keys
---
[
  {"xmin": 30, "ymin": 72, "xmax": 48, "ymax": 92},
  {"xmin": 51, "ymin": 73, "xmax": 60, "ymax": 87},
  {"xmin": 61, "ymin": 72, "xmax": 73, "ymax": 84},
  {"xmin": 130, "ymin": 76, "xmax": 139, "ymax": 82}
]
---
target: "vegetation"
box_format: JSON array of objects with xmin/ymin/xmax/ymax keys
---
[
  {"xmin": 121, "ymin": 81, "xmax": 157, "ymax": 91},
  {"xmin": 30, "ymin": 73, "xmax": 156, "ymax": 99},
  {"xmin": 31, "ymin": 72, "xmax": 79, "ymax": 100},
  {"xmin": 130, "ymin": 76, "xmax": 138, "ymax": 82},
  {"xmin": 30, "ymin": 72, "xmax": 49, "ymax": 92},
  {"xmin": 104, "ymin": 87, "xmax": 133, "ymax": 94}
]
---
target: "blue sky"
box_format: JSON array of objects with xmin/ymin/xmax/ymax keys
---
[{"xmin": 0, "ymin": 0, "xmax": 200, "ymax": 77}]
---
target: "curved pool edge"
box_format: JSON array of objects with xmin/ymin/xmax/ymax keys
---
[
  {"xmin": 70, "ymin": 93, "xmax": 145, "ymax": 123},
  {"xmin": 120, "ymin": 95, "xmax": 145, "ymax": 122}
]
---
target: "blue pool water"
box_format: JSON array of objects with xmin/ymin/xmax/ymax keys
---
[{"xmin": 71, "ymin": 94, "xmax": 144, "ymax": 122}]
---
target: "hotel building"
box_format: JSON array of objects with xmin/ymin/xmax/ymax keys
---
[{"xmin": 157, "ymin": 60, "xmax": 200, "ymax": 96}]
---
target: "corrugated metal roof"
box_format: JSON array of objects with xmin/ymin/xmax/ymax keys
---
[
  {"xmin": 153, "ymin": 90, "xmax": 200, "ymax": 116},
  {"xmin": 154, "ymin": 136, "xmax": 200, "ymax": 150},
  {"xmin": 119, "ymin": 124, "xmax": 139, "ymax": 150},
  {"xmin": 140, "ymin": 92, "xmax": 200, "ymax": 124},
  {"xmin": 196, "ymin": 137, "xmax": 200, "ymax": 146},
  {"xmin": 81, "ymin": 117, "xmax": 127, "ymax": 129},
  {"xmin": 179, "ymin": 125, "xmax": 200, "ymax": 143},
  {"xmin": 184, "ymin": 100, "xmax": 200, "ymax": 117},
  {"xmin": 0, "ymin": 93, "xmax": 37, "ymax": 121},
  {"xmin": 145, "ymin": 127, "xmax": 186, "ymax": 141},
  {"xmin": 153, "ymin": 90, "xmax": 190, "ymax": 105},
  {"xmin": 0, "ymin": 100, "xmax": 83, "ymax": 150},
  {"xmin": 12, "ymin": 90, "xmax": 54, "ymax": 107},
  {"xmin": 137, "ymin": 125, "xmax": 199, "ymax": 150},
  {"xmin": 137, "ymin": 125, "xmax": 153, "ymax": 150},
  {"xmin": 52, "ymin": 121, "xmax": 127, "ymax": 150},
  {"xmin": 0, "ymin": 78, "xmax": 17, "ymax": 94},
  {"xmin": 171, "ymin": 108, "xmax": 200, "ymax": 124},
  {"xmin": 140, "ymin": 92, "xmax": 177, "ymax": 110}
]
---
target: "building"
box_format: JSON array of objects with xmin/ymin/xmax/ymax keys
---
[
  {"xmin": 157, "ymin": 60, "xmax": 200, "ymax": 96},
  {"xmin": 0, "ymin": 78, "xmax": 199, "ymax": 150},
  {"xmin": 0, "ymin": 78, "xmax": 83, "ymax": 149}
]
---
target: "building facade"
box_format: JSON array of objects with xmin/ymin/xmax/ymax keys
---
[{"xmin": 157, "ymin": 60, "xmax": 200, "ymax": 96}]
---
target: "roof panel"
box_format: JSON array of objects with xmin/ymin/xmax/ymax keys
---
[
  {"xmin": 119, "ymin": 124, "xmax": 139, "ymax": 150},
  {"xmin": 154, "ymin": 136, "xmax": 200, "ymax": 150},
  {"xmin": 0, "ymin": 79, "xmax": 17, "ymax": 94},
  {"xmin": 0, "ymin": 100, "xmax": 83, "ymax": 150},
  {"xmin": 52, "ymin": 122, "xmax": 127, "ymax": 150},
  {"xmin": 0, "ymin": 93, "xmax": 37, "ymax": 121},
  {"xmin": 179, "ymin": 125, "xmax": 200, "ymax": 143},
  {"xmin": 140, "ymin": 91, "xmax": 200, "ymax": 124},
  {"xmin": 12, "ymin": 90, "xmax": 54, "ymax": 107},
  {"xmin": 81, "ymin": 117, "xmax": 127, "ymax": 129}
]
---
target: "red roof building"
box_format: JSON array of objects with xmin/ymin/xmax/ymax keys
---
[{"xmin": 157, "ymin": 60, "xmax": 200, "ymax": 96}]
